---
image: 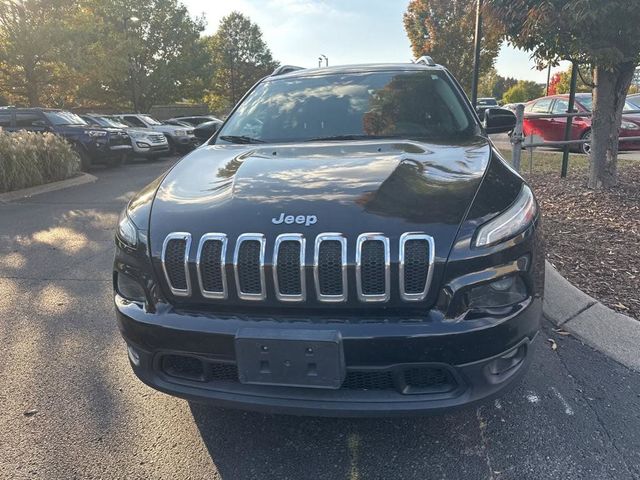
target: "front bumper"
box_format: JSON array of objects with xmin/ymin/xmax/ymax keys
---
[{"xmin": 115, "ymin": 296, "xmax": 540, "ymax": 416}]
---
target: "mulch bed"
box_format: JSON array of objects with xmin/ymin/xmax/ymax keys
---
[{"xmin": 525, "ymin": 166, "xmax": 640, "ymax": 320}]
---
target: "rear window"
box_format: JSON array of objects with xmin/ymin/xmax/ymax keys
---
[{"xmin": 217, "ymin": 70, "xmax": 477, "ymax": 144}]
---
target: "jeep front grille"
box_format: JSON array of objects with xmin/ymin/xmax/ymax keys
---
[
  {"xmin": 161, "ymin": 232, "xmax": 192, "ymax": 296},
  {"xmin": 161, "ymin": 231, "xmax": 434, "ymax": 303}
]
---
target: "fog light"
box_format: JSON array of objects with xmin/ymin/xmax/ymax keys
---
[
  {"xmin": 465, "ymin": 275, "xmax": 527, "ymax": 309},
  {"xmin": 127, "ymin": 345, "xmax": 140, "ymax": 366},
  {"xmin": 116, "ymin": 273, "xmax": 146, "ymax": 302},
  {"xmin": 487, "ymin": 344, "xmax": 526, "ymax": 376}
]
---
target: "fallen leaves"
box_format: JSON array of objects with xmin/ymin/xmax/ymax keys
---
[
  {"xmin": 527, "ymin": 166, "xmax": 640, "ymax": 320},
  {"xmin": 547, "ymin": 338, "xmax": 558, "ymax": 351}
]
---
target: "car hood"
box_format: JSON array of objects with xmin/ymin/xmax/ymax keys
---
[{"xmin": 149, "ymin": 138, "xmax": 492, "ymax": 263}]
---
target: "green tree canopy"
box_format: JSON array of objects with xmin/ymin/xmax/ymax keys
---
[
  {"xmin": 403, "ymin": 0, "xmax": 503, "ymax": 94},
  {"xmin": 0, "ymin": 0, "xmax": 80, "ymax": 106},
  {"xmin": 79, "ymin": 0, "xmax": 207, "ymax": 112},
  {"xmin": 502, "ymin": 80, "xmax": 544, "ymax": 104},
  {"xmin": 204, "ymin": 12, "xmax": 278, "ymax": 115},
  {"xmin": 489, "ymin": 0, "xmax": 640, "ymax": 188},
  {"xmin": 478, "ymin": 67, "xmax": 518, "ymax": 101}
]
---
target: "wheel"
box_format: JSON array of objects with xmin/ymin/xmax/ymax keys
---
[
  {"xmin": 74, "ymin": 145, "xmax": 92, "ymax": 171},
  {"xmin": 165, "ymin": 136, "xmax": 177, "ymax": 155},
  {"xmin": 580, "ymin": 129, "xmax": 591, "ymax": 155}
]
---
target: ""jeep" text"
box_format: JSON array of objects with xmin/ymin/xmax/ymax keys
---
[{"xmin": 271, "ymin": 213, "xmax": 318, "ymax": 226}]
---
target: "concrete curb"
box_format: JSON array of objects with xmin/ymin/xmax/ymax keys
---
[
  {"xmin": 0, "ymin": 172, "xmax": 97, "ymax": 203},
  {"xmin": 544, "ymin": 261, "xmax": 640, "ymax": 372}
]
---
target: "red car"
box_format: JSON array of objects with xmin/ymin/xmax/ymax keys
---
[{"xmin": 523, "ymin": 93, "xmax": 640, "ymax": 154}]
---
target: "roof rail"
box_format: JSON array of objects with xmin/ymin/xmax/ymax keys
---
[
  {"xmin": 271, "ymin": 65, "xmax": 304, "ymax": 76},
  {"xmin": 414, "ymin": 56, "xmax": 436, "ymax": 67}
]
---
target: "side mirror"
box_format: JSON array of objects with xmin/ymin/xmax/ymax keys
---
[{"xmin": 484, "ymin": 108, "xmax": 516, "ymax": 134}]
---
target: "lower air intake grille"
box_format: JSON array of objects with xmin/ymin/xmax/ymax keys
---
[
  {"xmin": 403, "ymin": 367, "xmax": 456, "ymax": 392},
  {"xmin": 342, "ymin": 370, "xmax": 395, "ymax": 390}
]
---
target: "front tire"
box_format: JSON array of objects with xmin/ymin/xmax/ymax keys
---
[
  {"xmin": 74, "ymin": 145, "xmax": 92, "ymax": 171},
  {"xmin": 580, "ymin": 129, "xmax": 591, "ymax": 155}
]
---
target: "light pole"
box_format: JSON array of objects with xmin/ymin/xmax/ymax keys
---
[
  {"xmin": 123, "ymin": 16, "xmax": 140, "ymax": 112},
  {"xmin": 470, "ymin": 0, "xmax": 483, "ymax": 107}
]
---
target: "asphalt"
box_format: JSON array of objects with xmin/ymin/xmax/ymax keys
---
[{"xmin": 1, "ymin": 157, "xmax": 640, "ymax": 480}]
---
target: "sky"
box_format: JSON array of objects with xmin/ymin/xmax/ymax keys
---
[{"xmin": 183, "ymin": 0, "xmax": 569, "ymax": 83}]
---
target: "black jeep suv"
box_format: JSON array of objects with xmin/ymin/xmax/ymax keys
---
[
  {"xmin": 114, "ymin": 60, "xmax": 543, "ymax": 416},
  {"xmin": 0, "ymin": 108, "xmax": 132, "ymax": 169}
]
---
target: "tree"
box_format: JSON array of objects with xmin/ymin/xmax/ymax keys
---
[
  {"xmin": 79, "ymin": 0, "xmax": 207, "ymax": 112},
  {"xmin": 490, "ymin": 0, "xmax": 640, "ymax": 188},
  {"xmin": 205, "ymin": 12, "xmax": 278, "ymax": 114},
  {"xmin": 548, "ymin": 65, "xmax": 592, "ymax": 95},
  {"xmin": 0, "ymin": 0, "xmax": 79, "ymax": 106},
  {"xmin": 404, "ymin": 0, "xmax": 503, "ymax": 95},
  {"xmin": 478, "ymin": 66, "xmax": 517, "ymax": 100},
  {"xmin": 502, "ymin": 80, "xmax": 544, "ymax": 104}
]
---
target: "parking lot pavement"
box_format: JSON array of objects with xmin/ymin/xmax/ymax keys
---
[{"xmin": 1, "ymin": 156, "xmax": 640, "ymax": 479}]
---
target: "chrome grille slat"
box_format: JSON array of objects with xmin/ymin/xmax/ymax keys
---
[
  {"xmin": 233, "ymin": 233, "xmax": 266, "ymax": 301},
  {"xmin": 161, "ymin": 231, "xmax": 435, "ymax": 304},
  {"xmin": 356, "ymin": 233, "xmax": 390, "ymax": 302},
  {"xmin": 161, "ymin": 232, "xmax": 192, "ymax": 297},
  {"xmin": 273, "ymin": 234, "xmax": 306, "ymax": 302},
  {"xmin": 196, "ymin": 233, "xmax": 228, "ymax": 299},
  {"xmin": 314, "ymin": 233, "xmax": 347, "ymax": 303},
  {"xmin": 399, "ymin": 232, "xmax": 435, "ymax": 302}
]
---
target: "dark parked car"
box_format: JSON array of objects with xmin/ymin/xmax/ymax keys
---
[
  {"xmin": 0, "ymin": 107, "xmax": 131, "ymax": 168},
  {"xmin": 167, "ymin": 115, "xmax": 222, "ymax": 126},
  {"xmin": 523, "ymin": 93, "xmax": 640, "ymax": 154},
  {"xmin": 192, "ymin": 119, "xmax": 223, "ymax": 143},
  {"xmin": 114, "ymin": 60, "xmax": 542, "ymax": 416},
  {"xmin": 476, "ymin": 97, "xmax": 499, "ymax": 120}
]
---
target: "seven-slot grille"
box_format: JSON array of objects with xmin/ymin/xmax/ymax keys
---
[{"xmin": 162, "ymin": 232, "xmax": 434, "ymax": 303}]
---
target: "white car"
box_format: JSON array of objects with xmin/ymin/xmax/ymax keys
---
[
  {"xmin": 82, "ymin": 114, "xmax": 170, "ymax": 159},
  {"xmin": 113, "ymin": 113, "xmax": 198, "ymax": 153}
]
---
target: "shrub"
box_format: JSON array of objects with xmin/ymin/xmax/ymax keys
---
[{"xmin": 0, "ymin": 131, "xmax": 80, "ymax": 193}]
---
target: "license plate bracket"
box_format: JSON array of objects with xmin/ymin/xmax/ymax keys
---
[{"xmin": 235, "ymin": 328, "xmax": 345, "ymax": 389}]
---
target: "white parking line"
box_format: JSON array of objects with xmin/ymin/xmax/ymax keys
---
[{"xmin": 551, "ymin": 386, "xmax": 575, "ymax": 416}]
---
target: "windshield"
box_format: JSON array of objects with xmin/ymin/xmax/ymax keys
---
[
  {"xmin": 477, "ymin": 98, "xmax": 498, "ymax": 106},
  {"xmin": 579, "ymin": 96, "xmax": 637, "ymax": 113},
  {"xmin": 216, "ymin": 70, "xmax": 476, "ymax": 144},
  {"xmin": 44, "ymin": 111, "xmax": 87, "ymax": 126},
  {"xmin": 140, "ymin": 115, "xmax": 162, "ymax": 125},
  {"xmin": 94, "ymin": 116, "xmax": 128, "ymax": 128}
]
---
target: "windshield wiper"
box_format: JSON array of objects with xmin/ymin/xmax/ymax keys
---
[{"xmin": 219, "ymin": 135, "xmax": 265, "ymax": 144}]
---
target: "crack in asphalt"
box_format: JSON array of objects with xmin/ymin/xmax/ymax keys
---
[
  {"xmin": 476, "ymin": 406, "xmax": 496, "ymax": 480},
  {"xmin": 550, "ymin": 327, "xmax": 640, "ymax": 479}
]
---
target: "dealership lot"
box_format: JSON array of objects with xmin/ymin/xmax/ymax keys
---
[{"xmin": 1, "ymin": 158, "xmax": 639, "ymax": 480}]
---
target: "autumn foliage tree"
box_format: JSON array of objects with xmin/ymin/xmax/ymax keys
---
[
  {"xmin": 403, "ymin": 0, "xmax": 503, "ymax": 95},
  {"xmin": 490, "ymin": 0, "xmax": 640, "ymax": 188}
]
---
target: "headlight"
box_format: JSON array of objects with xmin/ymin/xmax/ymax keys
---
[
  {"xmin": 174, "ymin": 130, "xmax": 187, "ymax": 136},
  {"xmin": 117, "ymin": 211, "xmax": 138, "ymax": 247},
  {"xmin": 128, "ymin": 132, "xmax": 145, "ymax": 140},
  {"xmin": 85, "ymin": 130, "xmax": 108, "ymax": 137},
  {"xmin": 474, "ymin": 184, "xmax": 537, "ymax": 247},
  {"xmin": 621, "ymin": 121, "xmax": 640, "ymax": 130}
]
